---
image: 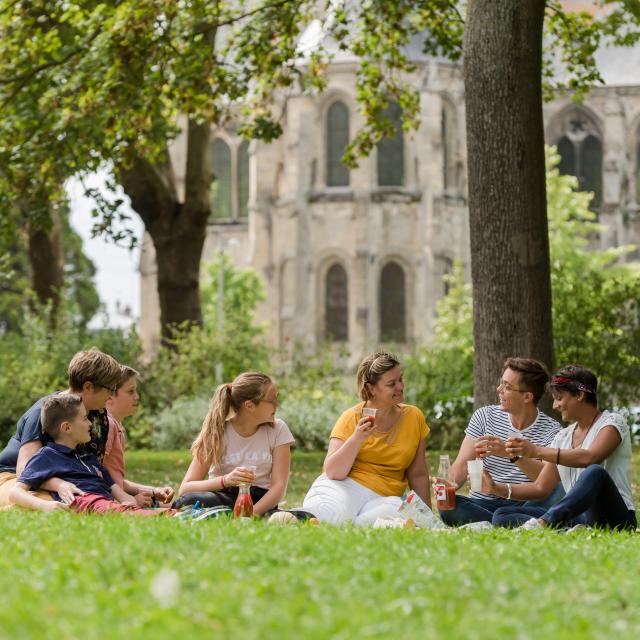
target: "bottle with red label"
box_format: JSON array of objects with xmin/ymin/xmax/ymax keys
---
[
  {"xmin": 233, "ymin": 483, "xmax": 254, "ymax": 520},
  {"xmin": 434, "ymin": 454, "xmax": 456, "ymax": 511}
]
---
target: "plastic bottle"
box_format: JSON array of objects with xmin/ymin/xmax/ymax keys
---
[
  {"xmin": 233, "ymin": 483, "xmax": 253, "ymax": 520},
  {"xmin": 435, "ymin": 454, "xmax": 456, "ymax": 511}
]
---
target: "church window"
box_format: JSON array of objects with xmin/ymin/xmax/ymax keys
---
[
  {"xmin": 379, "ymin": 262, "xmax": 406, "ymax": 342},
  {"xmin": 210, "ymin": 138, "xmax": 232, "ymax": 219},
  {"xmin": 325, "ymin": 263, "xmax": 348, "ymax": 341},
  {"xmin": 377, "ymin": 101, "xmax": 404, "ymax": 186},
  {"xmin": 556, "ymin": 114, "xmax": 602, "ymax": 210},
  {"xmin": 326, "ymin": 101, "xmax": 350, "ymax": 187},
  {"xmin": 238, "ymin": 140, "xmax": 250, "ymax": 218}
]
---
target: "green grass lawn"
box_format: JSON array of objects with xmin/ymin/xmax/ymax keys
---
[{"xmin": 1, "ymin": 451, "xmax": 639, "ymax": 639}]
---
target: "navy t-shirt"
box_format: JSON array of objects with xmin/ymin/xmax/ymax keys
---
[
  {"xmin": 17, "ymin": 443, "xmax": 115, "ymax": 501},
  {"xmin": 0, "ymin": 394, "xmax": 110, "ymax": 473},
  {"xmin": 0, "ymin": 396, "xmax": 52, "ymax": 473}
]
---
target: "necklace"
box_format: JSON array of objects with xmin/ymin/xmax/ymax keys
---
[{"xmin": 568, "ymin": 411, "xmax": 601, "ymax": 486}]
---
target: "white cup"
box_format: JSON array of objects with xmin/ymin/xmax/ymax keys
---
[
  {"xmin": 467, "ymin": 459, "xmax": 483, "ymax": 492},
  {"xmin": 362, "ymin": 407, "xmax": 378, "ymax": 419}
]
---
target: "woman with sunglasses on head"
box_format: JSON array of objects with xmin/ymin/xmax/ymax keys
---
[
  {"xmin": 302, "ymin": 351, "xmax": 431, "ymax": 526},
  {"xmin": 486, "ymin": 364, "xmax": 636, "ymax": 530},
  {"xmin": 174, "ymin": 372, "xmax": 294, "ymax": 517}
]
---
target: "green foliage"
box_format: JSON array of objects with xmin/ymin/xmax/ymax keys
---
[
  {"xmin": 546, "ymin": 148, "xmax": 640, "ymax": 406},
  {"xmin": 0, "ymin": 302, "xmax": 142, "ymax": 445},
  {"xmin": 404, "ymin": 262, "xmax": 474, "ymax": 450},
  {"xmin": 150, "ymin": 396, "xmax": 210, "ymax": 451},
  {"xmin": 0, "ymin": 204, "xmax": 100, "ymax": 332},
  {"xmin": 134, "ymin": 256, "xmax": 269, "ymax": 446},
  {"xmin": 405, "ymin": 147, "xmax": 640, "ymax": 429}
]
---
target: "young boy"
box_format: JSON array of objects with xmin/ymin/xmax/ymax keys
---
[
  {"xmin": 0, "ymin": 348, "xmax": 122, "ymax": 507},
  {"xmin": 103, "ymin": 366, "xmax": 174, "ymax": 506},
  {"xmin": 9, "ymin": 394, "xmax": 172, "ymax": 516}
]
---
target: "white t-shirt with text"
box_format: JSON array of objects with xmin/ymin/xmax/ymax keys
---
[{"xmin": 209, "ymin": 418, "xmax": 295, "ymax": 490}]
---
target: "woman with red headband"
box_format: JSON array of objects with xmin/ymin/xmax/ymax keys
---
[{"xmin": 482, "ymin": 364, "xmax": 636, "ymax": 530}]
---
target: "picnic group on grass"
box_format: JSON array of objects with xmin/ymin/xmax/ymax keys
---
[{"xmin": 0, "ymin": 348, "xmax": 635, "ymax": 531}]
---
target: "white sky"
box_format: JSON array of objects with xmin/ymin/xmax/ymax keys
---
[{"xmin": 67, "ymin": 173, "xmax": 143, "ymax": 329}]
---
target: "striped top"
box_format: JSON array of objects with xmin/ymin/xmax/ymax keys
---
[{"xmin": 466, "ymin": 405, "xmax": 562, "ymax": 501}]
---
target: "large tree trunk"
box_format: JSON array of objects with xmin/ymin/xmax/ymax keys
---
[
  {"xmin": 464, "ymin": 0, "xmax": 554, "ymax": 407},
  {"xmin": 26, "ymin": 203, "xmax": 64, "ymax": 315},
  {"xmin": 119, "ymin": 119, "xmax": 211, "ymax": 340}
]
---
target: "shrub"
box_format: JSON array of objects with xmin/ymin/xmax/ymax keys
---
[
  {"xmin": 150, "ymin": 395, "xmax": 210, "ymax": 451},
  {"xmin": 278, "ymin": 389, "xmax": 354, "ymax": 450}
]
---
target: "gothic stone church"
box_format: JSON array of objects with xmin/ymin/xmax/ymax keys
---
[{"xmin": 139, "ymin": 54, "xmax": 640, "ymax": 359}]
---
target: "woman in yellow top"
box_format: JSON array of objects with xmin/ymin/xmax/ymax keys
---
[{"xmin": 302, "ymin": 351, "xmax": 431, "ymax": 525}]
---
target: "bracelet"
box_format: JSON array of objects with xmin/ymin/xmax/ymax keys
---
[
  {"xmin": 556, "ymin": 448, "xmax": 560, "ymax": 465},
  {"xmin": 506, "ymin": 483, "xmax": 512, "ymax": 500},
  {"xmin": 220, "ymin": 474, "xmax": 226, "ymax": 489},
  {"xmin": 509, "ymin": 456, "xmax": 521, "ymax": 463}
]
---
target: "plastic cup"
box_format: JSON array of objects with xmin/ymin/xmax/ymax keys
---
[
  {"xmin": 467, "ymin": 459, "xmax": 483, "ymax": 492},
  {"xmin": 362, "ymin": 407, "xmax": 378, "ymax": 420}
]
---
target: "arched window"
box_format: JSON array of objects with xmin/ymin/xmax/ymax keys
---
[
  {"xmin": 210, "ymin": 138, "xmax": 232, "ymax": 219},
  {"xmin": 441, "ymin": 99, "xmax": 458, "ymax": 191},
  {"xmin": 555, "ymin": 112, "xmax": 602, "ymax": 210},
  {"xmin": 379, "ymin": 262, "xmax": 406, "ymax": 342},
  {"xmin": 326, "ymin": 101, "xmax": 350, "ymax": 187},
  {"xmin": 237, "ymin": 140, "xmax": 250, "ymax": 218},
  {"xmin": 325, "ymin": 263, "xmax": 348, "ymax": 341},
  {"xmin": 377, "ymin": 101, "xmax": 404, "ymax": 186},
  {"xmin": 636, "ymin": 127, "xmax": 640, "ymax": 204}
]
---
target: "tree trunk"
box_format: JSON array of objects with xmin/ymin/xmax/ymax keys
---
[
  {"xmin": 119, "ymin": 119, "xmax": 211, "ymax": 340},
  {"xmin": 464, "ymin": 0, "xmax": 555, "ymax": 407},
  {"xmin": 26, "ymin": 203, "xmax": 64, "ymax": 315}
]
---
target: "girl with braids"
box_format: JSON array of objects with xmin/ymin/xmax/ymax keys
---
[
  {"xmin": 485, "ymin": 364, "xmax": 636, "ymax": 530},
  {"xmin": 302, "ymin": 352, "xmax": 431, "ymax": 525},
  {"xmin": 174, "ymin": 372, "xmax": 294, "ymax": 516}
]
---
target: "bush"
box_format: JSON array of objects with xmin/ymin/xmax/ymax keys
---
[
  {"xmin": 0, "ymin": 301, "xmax": 141, "ymax": 445},
  {"xmin": 278, "ymin": 389, "xmax": 354, "ymax": 450},
  {"xmin": 150, "ymin": 395, "xmax": 210, "ymax": 451}
]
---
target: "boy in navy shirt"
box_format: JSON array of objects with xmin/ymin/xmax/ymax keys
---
[
  {"xmin": 9, "ymin": 394, "xmax": 173, "ymax": 516},
  {"xmin": 0, "ymin": 348, "xmax": 122, "ymax": 507}
]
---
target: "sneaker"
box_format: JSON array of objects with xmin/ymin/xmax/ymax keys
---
[
  {"xmin": 518, "ymin": 517, "xmax": 543, "ymax": 530},
  {"xmin": 191, "ymin": 506, "xmax": 232, "ymax": 521},
  {"xmin": 565, "ymin": 523, "xmax": 587, "ymax": 533}
]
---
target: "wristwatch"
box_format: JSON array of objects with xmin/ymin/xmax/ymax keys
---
[{"xmin": 509, "ymin": 456, "xmax": 522, "ymax": 463}]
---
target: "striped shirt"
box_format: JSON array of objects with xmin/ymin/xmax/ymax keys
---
[{"xmin": 466, "ymin": 405, "xmax": 561, "ymax": 501}]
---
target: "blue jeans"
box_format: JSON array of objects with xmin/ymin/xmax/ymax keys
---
[
  {"xmin": 542, "ymin": 465, "xmax": 636, "ymax": 530},
  {"xmin": 440, "ymin": 482, "xmax": 565, "ymax": 527},
  {"xmin": 492, "ymin": 482, "xmax": 566, "ymax": 527}
]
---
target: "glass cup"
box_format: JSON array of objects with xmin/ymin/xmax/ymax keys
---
[
  {"xmin": 467, "ymin": 459, "xmax": 483, "ymax": 492},
  {"xmin": 245, "ymin": 465, "xmax": 257, "ymax": 483}
]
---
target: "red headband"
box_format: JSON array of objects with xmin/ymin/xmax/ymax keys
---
[{"xmin": 551, "ymin": 375, "xmax": 596, "ymax": 395}]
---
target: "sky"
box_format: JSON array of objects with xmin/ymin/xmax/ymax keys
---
[{"xmin": 67, "ymin": 173, "xmax": 143, "ymax": 329}]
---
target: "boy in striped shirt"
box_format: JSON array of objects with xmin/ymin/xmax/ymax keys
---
[{"xmin": 433, "ymin": 358, "xmax": 562, "ymax": 526}]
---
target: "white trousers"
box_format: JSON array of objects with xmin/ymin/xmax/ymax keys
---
[{"xmin": 302, "ymin": 475, "xmax": 402, "ymax": 526}]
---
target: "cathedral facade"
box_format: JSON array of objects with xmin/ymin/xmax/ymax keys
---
[{"xmin": 139, "ymin": 55, "xmax": 640, "ymax": 359}]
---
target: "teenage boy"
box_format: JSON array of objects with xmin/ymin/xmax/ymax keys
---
[
  {"xmin": 0, "ymin": 348, "xmax": 122, "ymax": 507},
  {"xmin": 432, "ymin": 357, "xmax": 563, "ymax": 526},
  {"xmin": 103, "ymin": 366, "xmax": 174, "ymax": 506},
  {"xmin": 9, "ymin": 394, "xmax": 171, "ymax": 516}
]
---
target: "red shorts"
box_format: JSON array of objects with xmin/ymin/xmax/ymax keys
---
[{"xmin": 71, "ymin": 493, "xmax": 176, "ymax": 516}]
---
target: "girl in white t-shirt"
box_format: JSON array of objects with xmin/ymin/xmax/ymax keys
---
[
  {"xmin": 175, "ymin": 372, "xmax": 295, "ymax": 516},
  {"xmin": 483, "ymin": 364, "xmax": 636, "ymax": 530}
]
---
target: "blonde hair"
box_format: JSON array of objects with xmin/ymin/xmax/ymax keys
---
[
  {"xmin": 356, "ymin": 351, "xmax": 401, "ymax": 401},
  {"xmin": 67, "ymin": 348, "xmax": 122, "ymax": 392},
  {"xmin": 191, "ymin": 372, "xmax": 272, "ymax": 466}
]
